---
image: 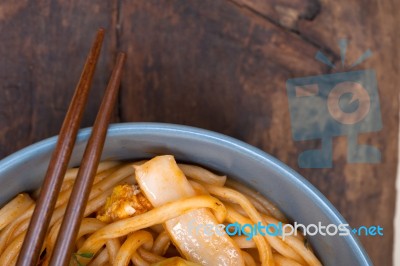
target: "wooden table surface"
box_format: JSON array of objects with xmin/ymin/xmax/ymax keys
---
[{"xmin": 0, "ymin": 1, "xmax": 398, "ymax": 265}]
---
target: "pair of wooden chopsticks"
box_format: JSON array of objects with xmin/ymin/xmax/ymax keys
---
[{"xmin": 17, "ymin": 29, "xmax": 126, "ymax": 266}]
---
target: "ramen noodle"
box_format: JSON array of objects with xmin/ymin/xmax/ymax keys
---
[{"xmin": 0, "ymin": 155, "xmax": 321, "ymax": 266}]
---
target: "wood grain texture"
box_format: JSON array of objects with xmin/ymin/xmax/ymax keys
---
[
  {"xmin": 295, "ymin": 1, "xmax": 399, "ymax": 265},
  {"xmin": 0, "ymin": 0, "xmax": 117, "ymax": 159},
  {"xmin": 0, "ymin": 0, "xmax": 398, "ymax": 265},
  {"xmin": 118, "ymin": 1, "xmax": 399, "ymax": 265}
]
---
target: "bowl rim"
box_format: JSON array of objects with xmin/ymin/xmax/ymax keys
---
[{"xmin": 0, "ymin": 122, "xmax": 372, "ymax": 265}]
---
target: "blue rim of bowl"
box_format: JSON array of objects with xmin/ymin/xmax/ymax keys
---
[{"xmin": 0, "ymin": 122, "xmax": 372, "ymax": 265}]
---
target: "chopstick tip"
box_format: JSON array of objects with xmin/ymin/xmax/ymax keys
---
[
  {"xmin": 117, "ymin": 52, "xmax": 126, "ymax": 59},
  {"xmin": 96, "ymin": 28, "xmax": 106, "ymax": 39}
]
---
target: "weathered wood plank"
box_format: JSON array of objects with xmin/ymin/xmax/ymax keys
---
[
  {"xmin": 118, "ymin": 1, "xmax": 398, "ymax": 265},
  {"xmin": 296, "ymin": 1, "xmax": 399, "ymax": 265},
  {"xmin": 0, "ymin": 0, "xmax": 397, "ymax": 264},
  {"xmin": 0, "ymin": 0, "xmax": 117, "ymax": 158}
]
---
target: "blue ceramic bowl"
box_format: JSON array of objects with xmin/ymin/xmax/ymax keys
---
[{"xmin": 0, "ymin": 123, "xmax": 371, "ymax": 265}]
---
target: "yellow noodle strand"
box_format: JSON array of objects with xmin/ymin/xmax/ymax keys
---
[
  {"xmin": 77, "ymin": 195, "xmax": 226, "ymax": 264},
  {"xmin": 226, "ymin": 206, "xmax": 273, "ymax": 266},
  {"xmin": 88, "ymin": 248, "xmax": 109, "ymax": 266},
  {"xmin": 205, "ymin": 185, "xmax": 305, "ymax": 264},
  {"xmin": 273, "ymin": 254, "xmax": 303, "ymax": 266},
  {"xmin": 232, "ymin": 235, "xmax": 256, "ymax": 249},
  {"xmin": 106, "ymin": 238, "xmax": 121, "ymax": 265},
  {"xmin": 0, "ymin": 194, "xmax": 34, "ymax": 231},
  {"xmin": 114, "ymin": 230, "xmax": 153, "ymax": 266},
  {"xmin": 0, "ymin": 205, "xmax": 34, "ymax": 254},
  {"xmin": 151, "ymin": 231, "xmax": 171, "ymax": 256},
  {"xmin": 0, "ymin": 231, "xmax": 25, "ymax": 265},
  {"xmin": 138, "ymin": 247, "xmax": 166, "ymax": 263},
  {"xmin": 2, "ymin": 160, "xmax": 321, "ymax": 266},
  {"xmin": 131, "ymin": 252, "xmax": 150, "ymax": 266},
  {"xmin": 226, "ymin": 180, "xmax": 286, "ymax": 221},
  {"xmin": 179, "ymin": 164, "xmax": 226, "ymax": 186},
  {"xmin": 242, "ymin": 250, "xmax": 257, "ymax": 266}
]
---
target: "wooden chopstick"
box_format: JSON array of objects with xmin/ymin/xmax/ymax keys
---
[
  {"xmin": 16, "ymin": 29, "xmax": 105, "ymax": 266},
  {"xmin": 49, "ymin": 52, "xmax": 126, "ymax": 266}
]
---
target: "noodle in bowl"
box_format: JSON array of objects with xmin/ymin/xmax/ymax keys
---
[{"xmin": 0, "ymin": 123, "xmax": 371, "ymax": 265}]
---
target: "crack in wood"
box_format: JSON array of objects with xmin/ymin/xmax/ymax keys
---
[{"xmin": 225, "ymin": 0, "xmax": 337, "ymax": 57}]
